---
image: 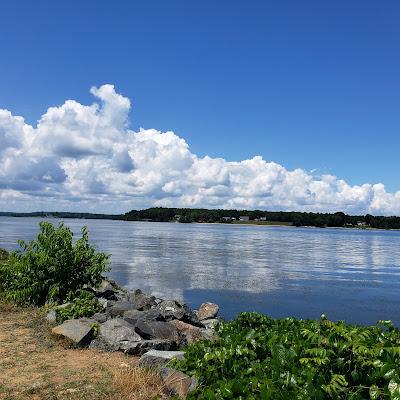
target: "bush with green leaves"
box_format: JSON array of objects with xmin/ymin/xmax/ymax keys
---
[
  {"xmin": 0, "ymin": 248, "xmax": 9, "ymax": 262},
  {"xmin": 55, "ymin": 289, "xmax": 102, "ymax": 322},
  {"xmin": 0, "ymin": 221, "xmax": 110, "ymax": 306},
  {"xmin": 176, "ymin": 312, "xmax": 400, "ymax": 399}
]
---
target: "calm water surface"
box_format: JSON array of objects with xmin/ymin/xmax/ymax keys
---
[{"xmin": 1, "ymin": 217, "xmax": 399, "ymax": 325}]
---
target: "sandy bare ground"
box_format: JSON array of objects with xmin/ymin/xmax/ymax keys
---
[{"xmin": 0, "ymin": 303, "xmax": 165, "ymax": 400}]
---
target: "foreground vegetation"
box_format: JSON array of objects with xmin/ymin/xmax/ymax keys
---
[
  {"xmin": 0, "ymin": 222, "xmax": 109, "ymax": 309},
  {"xmin": 176, "ymin": 313, "xmax": 400, "ymax": 399},
  {"xmin": 3, "ymin": 207, "xmax": 400, "ymax": 229}
]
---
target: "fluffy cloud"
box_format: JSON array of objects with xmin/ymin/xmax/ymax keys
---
[{"xmin": 0, "ymin": 84, "xmax": 399, "ymax": 215}]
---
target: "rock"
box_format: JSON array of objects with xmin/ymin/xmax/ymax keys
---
[
  {"xmin": 96, "ymin": 279, "xmax": 118, "ymax": 300},
  {"xmin": 127, "ymin": 288, "xmax": 146, "ymax": 301},
  {"xmin": 91, "ymin": 312, "xmax": 109, "ymax": 323},
  {"xmin": 157, "ymin": 300, "xmax": 200, "ymax": 326},
  {"xmin": 46, "ymin": 310, "xmax": 57, "ymax": 323},
  {"xmin": 138, "ymin": 350, "xmax": 185, "ymax": 368},
  {"xmin": 124, "ymin": 339, "xmax": 178, "ymax": 355},
  {"xmin": 123, "ymin": 308, "xmax": 165, "ymax": 326},
  {"xmin": 169, "ymin": 320, "xmax": 215, "ymax": 343},
  {"xmin": 198, "ymin": 302, "xmax": 219, "ymax": 321},
  {"xmin": 106, "ymin": 301, "xmax": 141, "ymax": 317},
  {"xmin": 160, "ymin": 367, "xmax": 198, "ymax": 399},
  {"xmin": 122, "ymin": 309, "xmax": 143, "ymax": 325},
  {"xmin": 98, "ymin": 298, "xmax": 108, "ymax": 309},
  {"xmin": 157, "ymin": 300, "xmax": 184, "ymax": 320},
  {"xmin": 51, "ymin": 319, "xmax": 94, "ymax": 346},
  {"xmin": 141, "ymin": 308, "xmax": 165, "ymax": 321},
  {"xmin": 134, "ymin": 320, "xmax": 180, "ymax": 342},
  {"xmin": 128, "ymin": 289, "xmax": 158, "ymax": 311},
  {"xmin": 201, "ymin": 318, "xmax": 220, "ymax": 330},
  {"xmin": 91, "ymin": 318, "xmax": 142, "ymax": 351},
  {"xmin": 115, "ymin": 292, "xmax": 130, "ymax": 302}
]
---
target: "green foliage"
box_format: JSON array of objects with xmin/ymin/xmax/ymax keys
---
[
  {"xmin": 0, "ymin": 248, "xmax": 9, "ymax": 262},
  {"xmin": 123, "ymin": 207, "xmax": 400, "ymax": 229},
  {"xmin": 0, "ymin": 222, "xmax": 110, "ymax": 306},
  {"xmin": 176, "ymin": 312, "xmax": 400, "ymax": 399},
  {"xmin": 56, "ymin": 289, "xmax": 102, "ymax": 322}
]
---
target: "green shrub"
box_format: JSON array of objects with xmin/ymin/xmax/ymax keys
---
[
  {"xmin": 176, "ymin": 312, "xmax": 400, "ymax": 399},
  {"xmin": 56, "ymin": 289, "xmax": 102, "ymax": 322},
  {"xmin": 0, "ymin": 248, "xmax": 9, "ymax": 261},
  {"xmin": 0, "ymin": 221, "xmax": 110, "ymax": 306}
]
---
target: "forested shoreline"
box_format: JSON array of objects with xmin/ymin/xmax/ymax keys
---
[{"xmin": 1, "ymin": 208, "xmax": 400, "ymax": 229}]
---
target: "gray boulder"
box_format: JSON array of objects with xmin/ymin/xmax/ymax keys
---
[
  {"xmin": 122, "ymin": 309, "xmax": 143, "ymax": 325},
  {"xmin": 134, "ymin": 320, "xmax": 180, "ymax": 342},
  {"xmin": 123, "ymin": 308, "xmax": 165, "ymax": 326},
  {"xmin": 91, "ymin": 318, "xmax": 142, "ymax": 351},
  {"xmin": 198, "ymin": 302, "xmax": 219, "ymax": 321},
  {"xmin": 51, "ymin": 319, "xmax": 94, "ymax": 346},
  {"xmin": 95, "ymin": 279, "xmax": 118, "ymax": 300},
  {"xmin": 169, "ymin": 319, "xmax": 215, "ymax": 343},
  {"xmin": 138, "ymin": 350, "xmax": 185, "ymax": 368},
  {"xmin": 90, "ymin": 312, "xmax": 109, "ymax": 323},
  {"xmin": 157, "ymin": 300, "xmax": 185, "ymax": 320},
  {"xmin": 106, "ymin": 301, "xmax": 141, "ymax": 317},
  {"xmin": 128, "ymin": 289, "xmax": 158, "ymax": 310},
  {"xmin": 157, "ymin": 300, "xmax": 200, "ymax": 326},
  {"xmin": 124, "ymin": 339, "xmax": 177, "ymax": 355},
  {"xmin": 160, "ymin": 367, "xmax": 198, "ymax": 399}
]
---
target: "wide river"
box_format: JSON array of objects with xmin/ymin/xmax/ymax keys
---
[{"xmin": 1, "ymin": 217, "xmax": 399, "ymax": 325}]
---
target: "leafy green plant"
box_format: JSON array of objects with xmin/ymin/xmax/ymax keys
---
[
  {"xmin": 0, "ymin": 248, "xmax": 9, "ymax": 262},
  {"xmin": 56, "ymin": 289, "xmax": 102, "ymax": 322},
  {"xmin": 176, "ymin": 312, "xmax": 400, "ymax": 399},
  {"xmin": 0, "ymin": 222, "xmax": 110, "ymax": 306}
]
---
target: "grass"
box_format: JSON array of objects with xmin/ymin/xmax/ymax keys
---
[
  {"xmin": 0, "ymin": 302, "xmax": 168, "ymax": 400},
  {"xmin": 113, "ymin": 365, "xmax": 167, "ymax": 400}
]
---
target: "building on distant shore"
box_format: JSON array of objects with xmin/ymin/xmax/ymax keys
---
[
  {"xmin": 239, "ymin": 216, "xmax": 250, "ymax": 221},
  {"xmin": 221, "ymin": 216, "xmax": 237, "ymax": 222}
]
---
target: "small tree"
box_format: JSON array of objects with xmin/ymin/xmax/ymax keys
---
[{"xmin": 0, "ymin": 222, "xmax": 110, "ymax": 305}]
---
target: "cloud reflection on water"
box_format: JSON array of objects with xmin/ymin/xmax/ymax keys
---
[{"xmin": 1, "ymin": 217, "xmax": 399, "ymax": 324}]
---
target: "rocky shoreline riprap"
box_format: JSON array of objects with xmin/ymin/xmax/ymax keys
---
[{"xmin": 48, "ymin": 279, "xmax": 220, "ymax": 398}]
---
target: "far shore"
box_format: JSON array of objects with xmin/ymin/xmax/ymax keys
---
[
  {"xmin": 2, "ymin": 214, "xmax": 400, "ymax": 231},
  {"xmin": 193, "ymin": 221, "xmax": 400, "ymax": 231}
]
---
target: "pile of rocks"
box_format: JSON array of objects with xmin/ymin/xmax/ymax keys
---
[{"xmin": 49, "ymin": 279, "xmax": 220, "ymax": 398}]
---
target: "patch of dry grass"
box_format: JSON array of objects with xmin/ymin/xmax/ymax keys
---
[
  {"xmin": 0, "ymin": 303, "xmax": 168, "ymax": 400},
  {"xmin": 113, "ymin": 365, "xmax": 167, "ymax": 400}
]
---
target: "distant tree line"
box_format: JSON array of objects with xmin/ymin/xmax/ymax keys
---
[
  {"xmin": 123, "ymin": 208, "xmax": 400, "ymax": 229},
  {"xmin": 0, "ymin": 211, "xmax": 120, "ymax": 220},
  {"xmin": 2, "ymin": 208, "xmax": 400, "ymax": 230}
]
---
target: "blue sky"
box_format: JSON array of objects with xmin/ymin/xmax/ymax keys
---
[{"xmin": 0, "ymin": 1, "xmax": 399, "ymax": 214}]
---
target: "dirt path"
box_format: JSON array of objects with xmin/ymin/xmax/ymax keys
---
[{"xmin": 0, "ymin": 304, "xmax": 165, "ymax": 400}]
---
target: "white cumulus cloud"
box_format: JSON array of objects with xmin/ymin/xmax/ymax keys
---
[{"xmin": 0, "ymin": 84, "xmax": 399, "ymax": 215}]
